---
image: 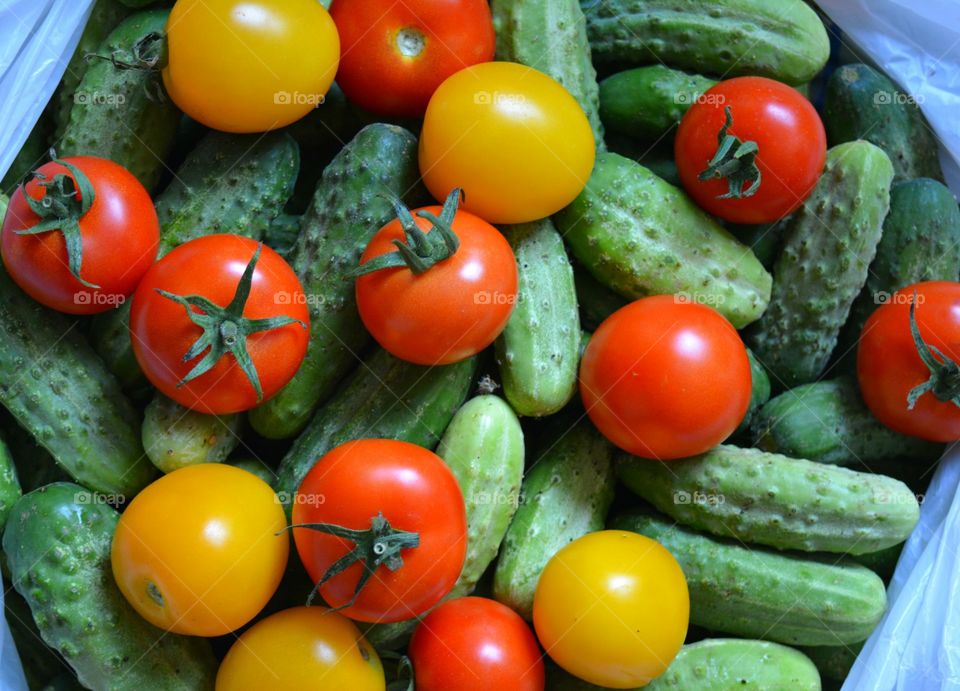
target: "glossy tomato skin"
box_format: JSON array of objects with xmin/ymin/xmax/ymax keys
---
[
  {"xmin": 330, "ymin": 0, "xmax": 494, "ymax": 118},
  {"xmin": 130, "ymin": 234, "xmax": 309, "ymax": 414},
  {"xmin": 216, "ymin": 606, "xmax": 385, "ymax": 691},
  {"xmin": 409, "ymin": 597, "xmax": 544, "ymax": 691},
  {"xmin": 1, "ymin": 157, "xmax": 158, "ymax": 314},
  {"xmin": 580, "ymin": 296, "xmax": 752, "ymax": 459},
  {"xmin": 533, "ymin": 531, "xmax": 689, "ymax": 689},
  {"xmin": 356, "ymin": 205, "xmax": 517, "ymax": 365},
  {"xmin": 419, "ymin": 62, "xmax": 595, "ymax": 224},
  {"xmin": 858, "ymin": 281, "xmax": 960, "ymax": 442},
  {"xmin": 111, "ymin": 464, "xmax": 289, "ymax": 637},
  {"xmin": 163, "ymin": 0, "xmax": 339, "ymax": 133},
  {"xmin": 675, "ymin": 77, "xmax": 826, "ymax": 224},
  {"xmin": 293, "ymin": 439, "xmax": 467, "ymax": 623}
]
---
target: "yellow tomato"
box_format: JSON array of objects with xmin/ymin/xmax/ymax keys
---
[
  {"xmin": 111, "ymin": 464, "xmax": 288, "ymax": 636},
  {"xmin": 163, "ymin": 0, "xmax": 340, "ymax": 133},
  {"xmin": 215, "ymin": 607, "xmax": 385, "ymax": 691},
  {"xmin": 533, "ymin": 530, "xmax": 689, "ymax": 689},
  {"xmin": 419, "ymin": 61, "xmax": 595, "ymax": 224}
]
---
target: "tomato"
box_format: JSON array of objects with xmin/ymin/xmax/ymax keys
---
[
  {"xmin": 580, "ymin": 296, "xmax": 751, "ymax": 459},
  {"xmin": 533, "ymin": 531, "xmax": 689, "ymax": 689},
  {"xmin": 858, "ymin": 281, "xmax": 960, "ymax": 442},
  {"xmin": 355, "ymin": 192, "xmax": 517, "ymax": 365},
  {"xmin": 675, "ymin": 76, "xmax": 826, "ymax": 224},
  {"xmin": 130, "ymin": 234, "xmax": 309, "ymax": 414},
  {"xmin": 111, "ymin": 464, "xmax": 289, "ymax": 636},
  {"xmin": 163, "ymin": 0, "xmax": 340, "ymax": 133},
  {"xmin": 292, "ymin": 439, "xmax": 466, "ymax": 623},
  {"xmin": 1, "ymin": 156, "xmax": 158, "ymax": 314},
  {"xmin": 216, "ymin": 606, "xmax": 385, "ymax": 691},
  {"xmin": 330, "ymin": 0, "xmax": 494, "ymax": 118},
  {"xmin": 419, "ymin": 61, "xmax": 595, "ymax": 224}
]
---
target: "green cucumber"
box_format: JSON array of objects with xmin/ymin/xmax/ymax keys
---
[
  {"xmin": 851, "ymin": 543, "xmax": 903, "ymax": 581},
  {"xmin": 3, "ymin": 483, "xmax": 217, "ymax": 690},
  {"xmin": 0, "ymin": 433, "xmax": 21, "ymax": 531},
  {"xmin": 729, "ymin": 220, "xmax": 786, "ymax": 271},
  {"xmin": 752, "ymin": 378, "xmax": 943, "ymax": 466},
  {"xmin": 554, "ymin": 152, "xmax": 771, "ymax": 328},
  {"xmin": 583, "ymin": 0, "xmax": 829, "ymax": 85},
  {"xmin": 611, "ymin": 510, "xmax": 887, "ymax": 645},
  {"xmin": 618, "ymin": 445, "xmax": 920, "ymax": 555},
  {"xmin": 746, "ymin": 142, "xmax": 894, "ymax": 387},
  {"xmin": 496, "ymin": 220, "xmax": 580, "ymax": 417},
  {"xmin": 573, "ymin": 264, "xmax": 627, "ymax": 331},
  {"xmin": 6, "ymin": 584, "xmax": 75, "ymax": 690},
  {"xmin": 264, "ymin": 213, "xmax": 302, "ymax": 259},
  {"xmin": 493, "ymin": 418, "xmax": 615, "ymax": 619},
  {"xmin": 734, "ymin": 349, "xmax": 771, "ymax": 436},
  {"xmin": 2, "ymin": 113, "xmax": 51, "ymax": 193},
  {"xmin": 226, "ymin": 458, "xmax": 277, "ymax": 486},
  {"xmin": 250, "ymin": 124, "xmax": 422, "ymax": 440},
  {"xmin": 800, "ymin": 643, "xmax": 862, "ymax": 683},
  {"xmin": 142, "ymin": 393, "xmax": 242, "ymax": 473},
  {"xmin": 0, "ymin": 414, "xmax": 70, "ymax": 492}
]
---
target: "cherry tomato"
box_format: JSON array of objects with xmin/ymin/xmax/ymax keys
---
[
  {"xmin": 858, "ymin": 281, "xmax": 960, "ymax": 442},
  {"xmin": 419, "ymin": 62, "xmax": 595, "ymax": 224},
  {"xmin": 1, "ymin": 156, "xmax": 158, "ymax": 314},
  {"xmin": 293, "ymin": 439, "xmax": 467, "ymax": 623},
  {"xmin": 111, "ymin": 464, "xmax": 289, "ymax": 636},
  {"xmin": 130, "ymin": 234, "xmax": 309, "ymax": 414},
  {"xmin": 675, "ymin": 77, "xmax": 826, "ymax": 224},
  {"xmin": 216, "ymin": 606, "xmax": 385, "ymax": 691},
  {"xmin": 580, "ymin": 296, "xmax": 752, "ymax": 459},
  {"xmin": 409, "ymin": 597, "xmax": 544, "ymax": 691},
  {"xmin": 163, "ymin": 0, "xmax": 340, "ymax": 132},
  {"xmin": 330, "ymin": 0, "xmax": 494, "ymax": 118},
  {"xmin": 533, "ymin": 531, "xmax": 689, "ymax": 689}
]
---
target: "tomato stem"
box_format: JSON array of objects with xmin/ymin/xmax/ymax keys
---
[
  {"xmin": 698, "ymin": 106, "xmax": 762, "ymax": 199},
  {"xmin": 86, "ymin": 31, "xmax": 168, "ymax": 72},
  {"xmin": 907, "ymin": 295, "xmax": 960, "ymax": 409}
]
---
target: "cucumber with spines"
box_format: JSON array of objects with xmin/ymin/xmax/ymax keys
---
[{"xmin": 142, "ymin": 393, "xmax": 242, "ymax": 473}]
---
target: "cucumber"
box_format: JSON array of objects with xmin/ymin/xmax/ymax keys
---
[
  {"xmin": 2, "ymin": 112, "xmax": 51, "ymax": 192},
  {"xmin": 264, "ymin": 213, "xmax": 302, "ymax": 259},
  {"xmin": 745, "ymin": 142, "xmax": 894, "ymax": 387},
  {"xmin": 5, "ymin": 586, "xmax": 72, "ymax": 690},
  {"xmin": 554, "ymin": 152, "xmax": 771, "ymax": 328},
  {"xmin": 851, "ymin": 543, "xmax": 903, "ymax": 581},
  {"xmin": 752, "ymin": 378, "xmax": 943, "ymax": 466},
  {"xmin": 734, "ymin": 349, "xmax": 771, "ymax": 436},
  {"xmin": 249, "ymin": 124, "xmax": 422, "ymax": 440},
  {"xmin": 729, "ymin": 220, "xmax": 786, "ymax": 271},
  {"xmin": 0, "ymin": 433, "xmax": 21, "ymax": 531},
  {"xmin": 493, "ymin": 0, "xmax": 605, "ymax": 148},
  {"xmin": 3, "ymin": 483, "xmax": 217, "ymax": 690},
  {"xmin": 60, "ymin": 11, "xmax": 181, "ymax": 191},
  {"xmin": 0, "ymin": 413, "xmax": 70, "ymax": 492},
  {"xmin": 496, "ymin": 221, "xmax": 580, "ymax": 417},
  {"xmin": 599, "ymin": 66, "xmax": 716, "ymax": 141},
  {"xmin": 573, "ymin": 264, "xmax": 627, "ymax": 331},
  {"xmin": 583, "ymin": 0, "xmax": 829, "ymax": 85},
  {"xmin": 493, "ymin": 418, "xmax": 615, "ymax": 619},
  {"xmin": 825, "ymin": 64, "xmax": 943, "ymax": 182},
  {"xmin": 226, "ymin": 458, "xmax": 276, "ymax": 486},
  {"xmin": 618, "ymin": 445, "xmax": 920, "ymax": 555},
  {"xmin": 142, "ymin": 393, "xmax": 242, "ymax": 473},
  {"xmin": 611, "ymin": 510, "xmax": 887, "ymax": 645},
  {"xmin": 800, "ymin": 643, "xmax": 862, "ymax": 683}
]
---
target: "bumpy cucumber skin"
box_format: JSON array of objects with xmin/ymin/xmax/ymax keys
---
[
  {"xmin": 612, "ymin": 511, "xmax": 887, "ymax": 645},
  {"xmin": 825, "ymin": 64, "xmax": 943, "ymax": 182},
  {"xmin": 618, "ymin": 445, "xmax": 919, "ymax": 555},
  {"xmin": 800, "ymin": 642, "xmax": 862, "ymax": 683},
  {"xmin": 555, "ymin": 152, "xmax": 771, "ymax": 328},
  {"xmin": 0, "ymin": 434, "xmax": 21, "ymax": 531},
  {"xmin": 496, "ymin": 221, "xmax": 580, "ymax": 417},
  {"xmin": 751, "ymin": 378, "xmax": 942, "ymax": 466},
  {"xmin": 493, "ymin": 0, "xmax": 605, "ymax": 148},
  {"xmin": 493, "ymin": 419, "xmax": 615, "ymax": 619},
  {"xmin": 734, "ymin": 348, "xmax": 771, "ymax": 436},
  {"xmin": 60, "ymin": 11, "xmax": 180, "ymax": 192},
  {"xmin": 3, "ymin": 484, "xmax": 217, "ymax": 690},
  {"xmin": 583, "ymin": 0, "xmax": 829, "ymax": 85},
  {"xmin": 5, "ymin": 585, "xmax": 73, "ymax": 690},
  {"xmin": 249, "ymin": 124, "xmax": 422, "ymax": 440},
  {"xmin": 746, "ymin": 142, "xmax": 894, "ymax": 387},
  {"xmin": 142, "ymin": 394, "xmax": 241, "ymax": 473}
]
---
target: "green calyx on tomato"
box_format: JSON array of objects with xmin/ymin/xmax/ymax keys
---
[
  {"xmin": 698, "ymin": 106, "xmax": 762, "ymax": 199},
  {"xmin": 157, "ymin": 243, "xmax": 305, "ymax": 401},
  {"xmin": 907, "ymin": 296, "xmax": 960, "ymax": 409}
]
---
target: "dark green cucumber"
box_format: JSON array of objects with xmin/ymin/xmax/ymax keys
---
[
  {"xmin": 583, "ymin": 0, "xmax": 829, "ymax": 85},
  {"xmin": 226, "ymin": 458, "xmax": 277, "ymax": 486},
  {"xmin": 611, "ymin": 510, "xmax": 887, "ymax": 645},
  {"xmin": 729, "ymin": 220, "xmax": 787, "ymax": 271},
  {"xmin": 752, "ymin": 378, "xmax": 943, "ymax": 466},
  {"xmin": 746, "ymin": 142, "xmax": 894, "ymax": 387},
  {"xmin": 0, "ymin": 433, "xmax": 21, "ymax": 531},
  {"xmin": 141, "ymin": 393, "xmax": 241, "ymax": 473},
  {"xmin": 496, "ymin": 220, "xmax": 580, "ymax": 417},
  {"xmin": 6, "ymin": 586, "xmax": 73, "ymax": 690},
  {"xmin": 554, "ymin": 152, "xmax": 771, "ymax": 328},
  {"xmin": 0, "ymin": 413, "xmax": 70, "ymax": 492},
  {"xmin": 734, "ymin": 349, "xmax": 771, "ymax": 436},
  {"xmin": 800, "ymin": 642, "xmax": 862, "ymax": 683},
  {"xmin": 264, "ymin": 213, "xmax": 302, "ymax": 259},
  {"xmin": 573, "ymin": 264, "xmax": 627, "ymax": 331},
  {"xmin": 249, "ymin": 124, "xmax": 422, "ymax": 439},
  {"xmin": 3, "ymin": 483, "xmax": 217, "ymax": 689},
  {"xmin": 825, "ymin": 64, "xmax": 943, "ymax": 181}
]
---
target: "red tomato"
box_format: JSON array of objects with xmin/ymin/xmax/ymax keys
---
[
  {"xmin": 293, "ymin": 439, "xmax": 467, "ymax": 623},
  {"xmin": 330, "ymin": 0, "xmax": 495, "ymax": 118},
  {"xmin": 675, "ymin": 77, "xmax": 826, "ymax": 224},
  {"xmin": 130, "ymin": 234, "xmax": 309, "ymax": 414},
  {"xmin": 858, "ymin": 281, "xmax": 960, "ymax": 442},
  {"xmin": 580, "ymin": 296, "xmax": 752, "ymax": 459},
  {"xmin": 1, "ymin": 157, "xmax": 158, "ymax": 314},
  {"xmin": 409, "ymin": 597, "xmax": 544, "ymax": 691}
]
